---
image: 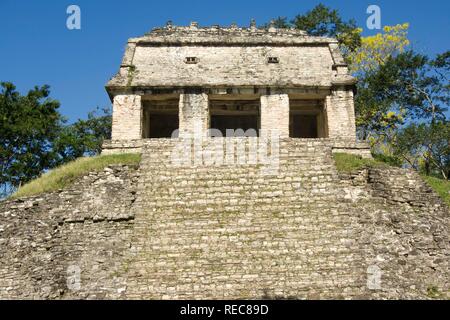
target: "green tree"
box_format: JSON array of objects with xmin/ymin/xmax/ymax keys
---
[
  {"xmin": 366, "ymin": 51, "xmax": 449, "ymax": 175},
  {"xmin": 266, "ymin": 4, "xmax": 362, "ymax": 55},
  {"xmin": 291, "ymin": 4, "xmax": 361, "ymax": 53},
  {"xmin": 347, "ymin": 24, "xmax": 410, "ymax": 75},
  {"xmin": 357, "ymin": 51, "xmax": 448, "ymax": 140},
  {"xmin": 349, "ymin": 24, "xmax": 412, "ymax": 141},
  {"xmin": 53, "ymin": 107, "xmax": 111, "ymax": 164},
  {"xmin": 392, "ymin": 121, "xmax": 449, "ymax": 179},
  {"xmin": 0, "ymin": 83, "xmax": 113, "ymax": 198},
  {"xmin": 0, "ymin": 82, "xmax": 64, "ymax": 196}
]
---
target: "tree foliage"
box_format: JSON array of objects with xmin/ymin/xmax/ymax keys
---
[
  {"xmin": 347, "ymin": 24, "xmax": 410, "ymax": 75},
  {"xmin": 391, "ymin": 121, "xmax": 449, "ymax": 179},
  {"xmin": 266, "ymin": 4, "xmax": 361, "ymax": 54},
  {"xmin": 291, "ymin": 4, "xmax": 361, "ymax": 52},
  {"xmin": 267, "ymin": 6, "xmax": 449, "ymax": 180},
  {"xmin": 350, "ymin": 24, "xmax": 411, "ymax": 140},
  {"xmin": 362, "ymin": 50, "xmax": 449, "ymax": 180},
  {"xmin": 53, "ymin": 107, "xmax": 111, "ymax": 164},
  {"xmin": 0, "ymin": 83, "xmax": 111, "ymax": 197},
  {"xmin": 379, "ymin": 51, "xmax": 448, "ymax": 121},
  {"xmin": 0, "ymin": 82, "xmax": 63, "ymax": 196},
  {"xmin": 349, "ymin": 22, "xmax": 449, "ymax": 155},
  {"xmin": 361, "ymin": 51, "xmax": 448, "ymax": 143}
]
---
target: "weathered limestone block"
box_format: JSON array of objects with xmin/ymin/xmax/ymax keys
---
[
  {"xmin": 125, "ymin": 45, "xmax": 335, "ymax": 88},
  {"xmin": 111, "ymin": 95, "xmax": 142, "ymax": 140},
  {"xmin": 121, "ymin": 42, "xmax": 136, "ymax": 67},
  {"xmin": 260, "ymin": 94, "xmax": 289, "ymax": 138},
  {"xmin": 101, "ymin": 139, "xmax": 144, "ymax": 155},
  {"xmin": 179, "ymin": 92, "xmax": 209, "ymax": 138},
  {"xmin": 0, "ymin": 165, "xmax": 139, "ymax": 299},
  {"xmin": 332, "ymin": 140, "xmax": 372, "ymax": 159},
  {"xmin": 325, "ymin": 89, "xmax": 357, "ymax": 140}
]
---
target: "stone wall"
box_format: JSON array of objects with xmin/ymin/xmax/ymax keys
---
[
  {"xmin": 0, "ymin": 141, "xmax": 447, "ymax": 299},
  {"xmin": 102, "ymin": 139, "xmax": 144, "ymax": 155},
  {"xmin": 0, "ymin": 165, "xmax": 139, "ymax": 299},
  {"xmin": 107, "ymin": 25, "xmax": 351, "ymax": 89},
  {"xmin": 111, "ymin": 95, "xmax": 142, "ymax": 141},
  {"xmin": 338, "ymin": 167, "xmax": 448, "ymax": 299},
  {"xmin": 332, "ymin": 140, "xmax": 373, "ymax": 159},
  {"xmin": 129, "ymin": 45, "xmax": 335, "ymax": 88}
]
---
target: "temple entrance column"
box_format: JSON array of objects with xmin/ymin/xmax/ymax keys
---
[
  {"xmin": 178, "ymin": 92, "xmax": 209, "ymax": 138},
  {"xmin": 111, "ymin": 94, "xmax": 142, "ymax": 140},
  {"xmin": 260, "ymin": 94, "xmax": 290, "ymax": 138},
  {"xmin": 324, "ymin": 88, "xmax": 357, "ymax": 141}
]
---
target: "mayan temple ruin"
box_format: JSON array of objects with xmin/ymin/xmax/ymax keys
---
[
  {"xmin": 0, "ymin": 23, "xmax": 448, "ymax": 300},
  {"xmin": 103, "ymin": 21, "xmax": 370, "ymax": 157}
]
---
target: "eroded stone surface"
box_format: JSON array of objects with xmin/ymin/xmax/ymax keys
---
[
  {"xmin": 0, "ymin": 140, "xmax": 447, "ymax": 299},
  {"xmin": 0, "ymin": 165, "xmax": 138, "ymax": 299}
]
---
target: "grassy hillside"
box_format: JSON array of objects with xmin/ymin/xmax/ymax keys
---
[
  {"xmin": 333, "ymin": 153, "xmax": 449, "ymax": 206},
  {"xmin": 333, "ymin": 153, "xmax": 387, "ymax": 173},
  {"xmin": 13, "ymin": 153, "xmax": 141, "ymax": 199},
  {"xmin": 422, "ymin": 175, "xmax": 450, "ymax": 206}
]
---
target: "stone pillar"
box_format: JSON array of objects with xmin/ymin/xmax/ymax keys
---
[
  {"xmin": 260, "ymin": 94, "xmax": 289, "ymax": 138},
  {"xmin": 325, "ymin": 88, "xmax": 357, "ymax": 141},
  {"xmin": 111, "ymin": 95, "xmax": 142, "ymax": 140},
  {"xmin": 178, "ymin": 92, "xmax": 209, "ymax": 138}
]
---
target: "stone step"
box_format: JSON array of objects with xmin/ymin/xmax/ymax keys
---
[{"xmin": 124, "ymin": 138, "xmax": 370, "ymax": 299}]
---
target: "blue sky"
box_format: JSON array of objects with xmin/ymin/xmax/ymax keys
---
[{"xmin": 1, "ymin": 0, "xmax": 449, "ymax": 122}]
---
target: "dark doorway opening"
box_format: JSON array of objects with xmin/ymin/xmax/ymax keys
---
[
  {"xmin": 289, "ymin": 99, "xmax": 327, "ymax": 138},
  {"xmin": 209, "ymin": 99, "xmax": 260, "ymax": 137},
  {"xmin": 147, "ymin": 114, "xmax": 179, "ymax": 138},
  {"xmin": 210, "ymin": 115, "xmax": 258, "ymax": 136},
  {"xmin": 290, "ymin": 115, "xmax": 318, "ymax": 138},
  {"xmin": 142, "ymin": 98, "xmax": 179, "ymax": 138}
]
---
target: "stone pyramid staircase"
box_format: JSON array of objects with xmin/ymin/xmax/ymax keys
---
[
  {"xmin": 124, "ymin": 138, "xmax": 370, "ymax": 299},
  {"xmin": 0, "ymin": 139, "xmax": 447, "ymax": 299}
]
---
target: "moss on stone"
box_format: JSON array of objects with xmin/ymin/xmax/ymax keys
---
[
  {"xmin": 126, "ymin": 65, "xmax": 137, "ymax": 87},
  {"xmin": 426, "ymin": 286, "xmax": 443, "ymax": 299}
]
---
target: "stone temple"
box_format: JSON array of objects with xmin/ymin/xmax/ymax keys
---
[
  {"xmin": 0, "ymin": 23, "xmax": 447, "ymax": 300},
  {"xmin": 103, "ymin": 21, "xmax": 370, "ymax": 156}
]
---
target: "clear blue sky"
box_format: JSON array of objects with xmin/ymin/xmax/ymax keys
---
[{"xmin": 1, "ymin": 0, "xmax": 449, "ymax": 122}]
